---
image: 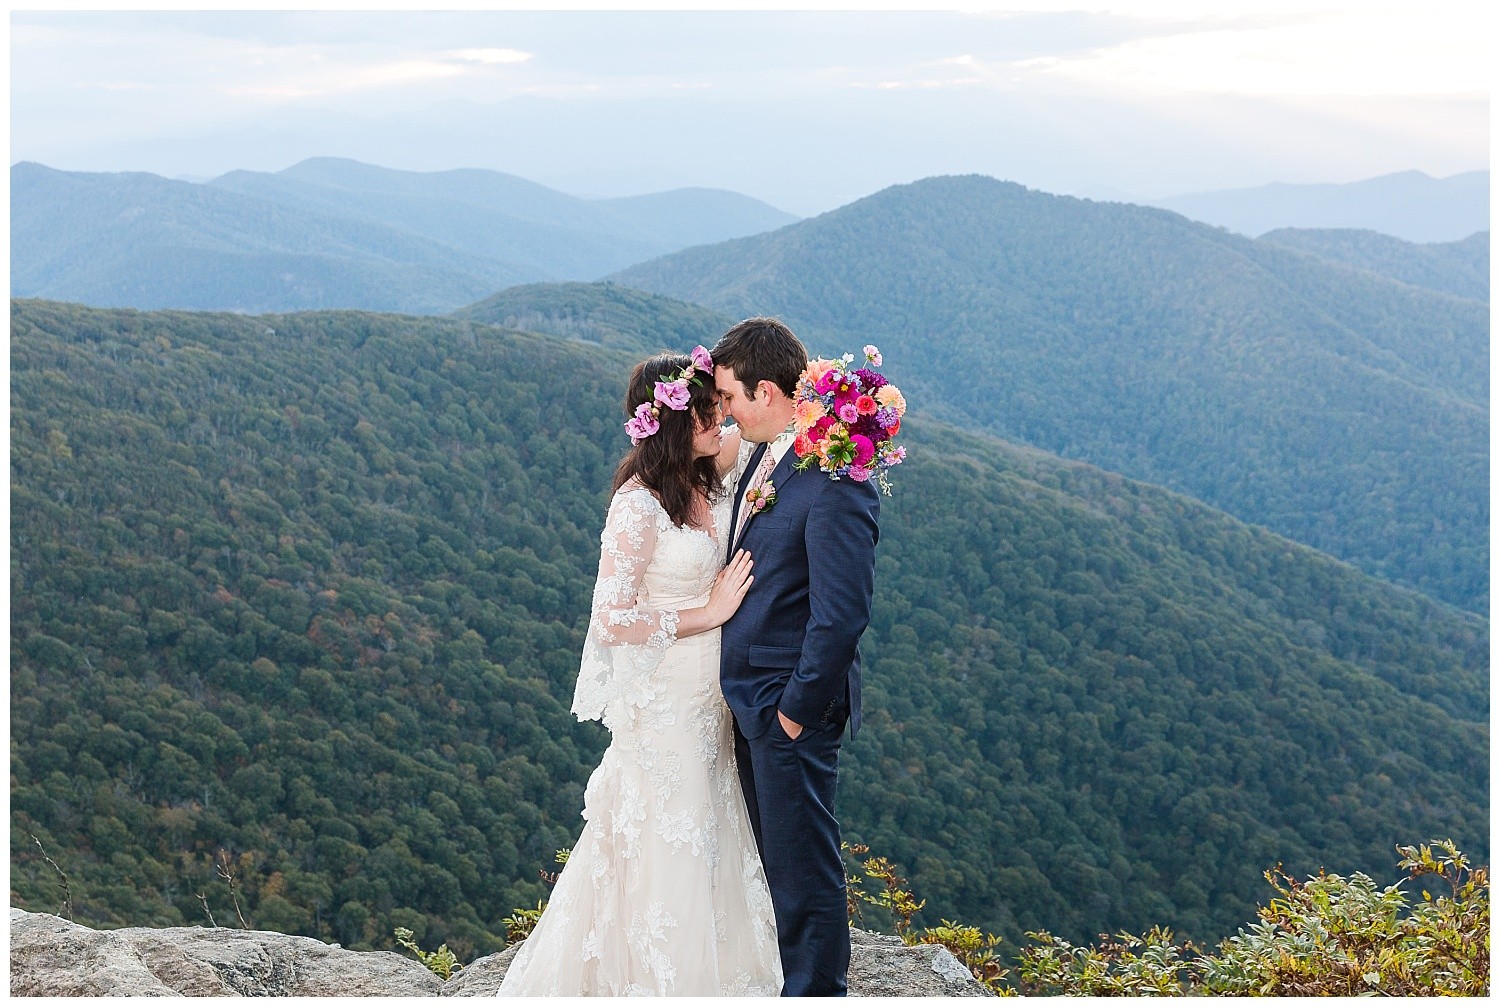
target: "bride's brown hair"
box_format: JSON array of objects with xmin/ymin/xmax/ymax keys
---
[{"xmin": 613, "ymin": 353, "xmax": 724, "ymax": 528}]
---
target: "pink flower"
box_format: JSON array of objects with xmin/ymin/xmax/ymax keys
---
[
  {"xmin": 887, "ymin": 445, "xmax": 906, "ymax": 465},
  {"xmin": 803, "ymin": 358, "xmax": 839, "ymax": 386},
  {"xmin": 793, "ymin": 433, "xmax": 814, "ymax": 457},
  {"xmin": 809, "ymin": 416, "xmax": 835, "ymax": 443},
  {"xmin": 814, "ymin": 370, "xmax": 841, "ymax": 396},
  {"xmin": 863, "ymin": 344, "xmax": 882, "ymax": 366},
  {"xmin": 624, "ymin": 402, "xmax": 659, "ymax": 443},
  {"xmin": 654, "ymin": 380, "xmax": 690, "ymax": 411},
  {"xmin": 837, "ymin": 401, "xmax": 860, "ymax": 423},
  {"xmin": 847, "ymin": 465, "xmax": 871, "ymax": 482},
  {"xmin": 850, "ymin": 433, "xmax": 875, "ymax": 467},
  {"xmin": 855, "ymin": 394, "xmax": 878, "ymax": 416},
  {"xmin": 691, "ymin": 345, "xmax": 714, "ymax": 374}
]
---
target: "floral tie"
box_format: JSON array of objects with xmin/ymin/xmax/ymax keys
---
[{"xmin": 733, "ymin": 443, "xmax": 779, "ymax": 546}]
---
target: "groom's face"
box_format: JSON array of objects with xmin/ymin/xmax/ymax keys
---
[{"xmin": 715, "ymin": 365, "xmax": 776, "ymax": 443}]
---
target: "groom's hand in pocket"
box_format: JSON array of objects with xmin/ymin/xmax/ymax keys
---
[{"xmin": 777, "ymin": 709, "xmax": 804, "ymax": 740}]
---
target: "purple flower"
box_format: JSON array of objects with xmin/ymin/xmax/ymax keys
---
[
  {"xmin": 847, "ymin": 464, "xmax": 871, "ymax": 482},
  {"xmin": 837, "ymin": 401, "xmax": 860, "ymax": 423},
  {"xmin": 654, "ymin": 380, "xmax": 691, "ymax": 411},
  {"xmin": 854, "ymin": 368, "xmax": 888, "ymax": 391},
  {"xmin": 852, "ymin": 414, "xmax": 884, "ymax": 440},
  {"xmin": 874, "ymin": 406, "xmax": 899, "ymax": 429},
  {"xmin": 691, "ymin": 345, "xmax": 714, "ymax": 374},
  {"xmin": 625, "ymin": 401, "xmax": 660, "ymax": 443}
]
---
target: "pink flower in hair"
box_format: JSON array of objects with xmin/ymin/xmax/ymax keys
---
[
  {"xmin": 691, "ymin": 345, "xmax": 714, "ymax": 374},
  {"xmin": 624, "ymin": 401, "xmax": 660, "ymax": 443},
  {"xmin": 654, "ymin": 380, "xmax": 691, "ymax": 411}
]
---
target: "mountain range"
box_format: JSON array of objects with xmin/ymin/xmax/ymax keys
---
[
  {"xmin": 1153, "ymin": 170, "xmax": 1489, "ymax": 243},
  {"xmin": 10, "ymin": 159, "xmax": 796, "ymax": 315},
  {"xmin": 10, "ymin": 296, "xmax": 1485, "ymax": 962},
  {"xmin": 613, "ymin": 175, "xmax": 1488, "ymax": 614},
  {"xmin": 1256, "ymin": 228, "xmax": 1488, "ymax": 302}
]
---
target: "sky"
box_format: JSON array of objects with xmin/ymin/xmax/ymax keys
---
[{"xmin": 9, "ymin": 3, "xmax": 1491, "ymax": 215}]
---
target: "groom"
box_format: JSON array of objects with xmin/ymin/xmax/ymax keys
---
[{"xmin": 714, "ymin": 318, "xmax": 881, "ymax": 997}]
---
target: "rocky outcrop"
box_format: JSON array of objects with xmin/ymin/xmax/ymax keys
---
[
  {"xmin": 9, "ymin": 909, "xmax": 441, "ymax": 997},
  {"xmin": 10, "ymin": 908, "xmax": 993, "ymax": 996},
  {"xmin": 848, "ymin": 929, "xmax": 992, "ymax": 997}
]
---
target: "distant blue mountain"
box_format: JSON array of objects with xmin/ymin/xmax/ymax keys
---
[
  {"xmin": 11, "ymin": 158, "xmax": 798, "ymax": 314},
  {"xmin": 1258, "ymin": 228, "xmax": 1488, "ymax": 302},
  {"xmin": 1153, "ymin": 170, "xmax": 1488, "ymax": 243},
  {"xmin": 11, "ymin": 161, "xmax": 525, "ymax": 314}
]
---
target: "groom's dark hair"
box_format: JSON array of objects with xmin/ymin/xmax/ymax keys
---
[{"xmin": 712, "ymin": 317, "xmax": 808, "ymax": 400}]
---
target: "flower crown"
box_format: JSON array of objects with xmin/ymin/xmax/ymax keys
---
[{"xmin": 625, "ymin": 345, "xmax": 715, "ymax": 444}]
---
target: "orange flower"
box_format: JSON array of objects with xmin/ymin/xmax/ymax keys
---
[
  {"xmin": 802, "ymin": 358, "xmax": 839, "ymax": 386},
  {"xmin": 875, "ymin": 384, "xmax": 906, "ymax": 416},
  {"xmin": 794, "ymin": 398, "xmax": 825, "ymax": 432}
]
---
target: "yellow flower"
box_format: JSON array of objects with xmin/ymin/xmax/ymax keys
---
[{"xmin": 875, "ymin": 384, "xmax": 907, "ymax": 416}]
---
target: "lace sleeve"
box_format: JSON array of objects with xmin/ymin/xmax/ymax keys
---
[
  {"xmin": 571, "ymin": 487, "xmax": 682, "ymax": 726},
  {"xmin": 592, "ymin": 487, "xmax": 681, "ymax": 648}
]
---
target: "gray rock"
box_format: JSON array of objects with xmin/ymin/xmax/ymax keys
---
[
  {"xmin": 849, "ymin": 928, "xmax": 994, "ymax": 997},
  {"xmin": 440, "ymin": 929, "xmax": 993, "ymax": 996},
  {"xmin": 9, "ymin": 910, "xmax": 442, "ymax": 996},
  {"xmin": 11, "ymin": 910, "xmax": 992, "ymax": 997},
  {"xmin": 438, "ymin": 942, "xmax": 520, "ymax": 996}
]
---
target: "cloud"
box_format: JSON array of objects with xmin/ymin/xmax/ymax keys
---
[
  {"xmin": 447, "ymin": 48, "xmax": 532, "ymax": 65},
  {"xmin": 222, "ymin": 59, "xmax": 472, "ymax": 100},
  {"xmin": 1022, "ymin": 10, "xmax": 1488, "ymax": 96}
]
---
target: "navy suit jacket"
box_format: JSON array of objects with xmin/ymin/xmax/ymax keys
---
[{"xmin": 720, "ymin": 441, "xmax": 880, "ymax": 740}]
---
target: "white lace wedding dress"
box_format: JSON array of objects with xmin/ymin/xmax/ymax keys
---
[{"xmin": 496, "ymin": 478, "xmax": 782, "ymax": 996}]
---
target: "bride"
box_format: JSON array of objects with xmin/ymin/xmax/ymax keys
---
[{"xmin": 497, "ymin": 348, "xmax": 782, "ymax": 996}]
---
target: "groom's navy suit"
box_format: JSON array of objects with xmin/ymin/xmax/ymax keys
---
[{"xmin": 721, "ymin": 440, "xmax": 880, "ymax": 997}]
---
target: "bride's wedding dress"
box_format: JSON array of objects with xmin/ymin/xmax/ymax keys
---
[{"xmin": 496, "ymin": 479, "xmax": 782, "ymax": 996}]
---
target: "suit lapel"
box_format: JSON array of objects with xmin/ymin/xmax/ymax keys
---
[
  {"xmin": 726, "ymin": 441, "xmax": 768, "ymax": 563},
  {"xmin": 730, "ymin": 441, "xmax": 803, "ymax": 555}
]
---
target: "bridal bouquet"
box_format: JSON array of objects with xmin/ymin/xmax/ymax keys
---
[{"xmin": 791, "ymin": 344, "xmax": 907, "ymax": 493}]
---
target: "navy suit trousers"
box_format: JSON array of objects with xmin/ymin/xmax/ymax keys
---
[{"xmin": 734, "ymin": 712, "xmax": 849, "ymax": 997}]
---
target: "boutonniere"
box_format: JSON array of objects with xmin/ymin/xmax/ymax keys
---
[{"xmin": 746, "ymin": 481, "xmax": 777, "ymax": 516}]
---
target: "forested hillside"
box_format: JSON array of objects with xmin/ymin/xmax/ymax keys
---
[
  {"xmin": 11, "ymin": 299, "xmax": 1486, "ymax": 964},
  {"xmin": 1257, "ymin": 228, "xmax": 1488, "ymax": 302},
  {"xmin": 452, "ymin": 281, "xmax": 731, "ymax": 352},
  {"xmin": 613, "ymin": 175, "xmax": 1488, "ymax": 612}
]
